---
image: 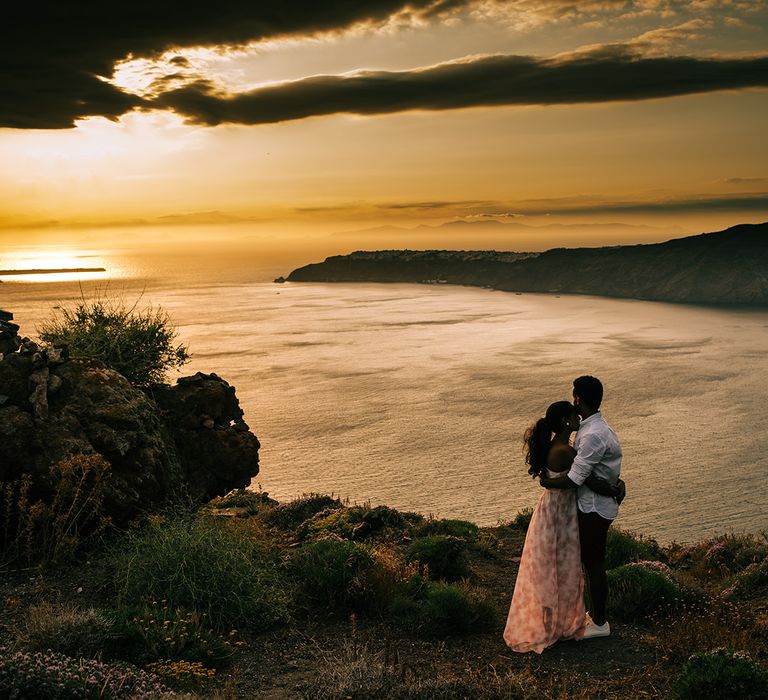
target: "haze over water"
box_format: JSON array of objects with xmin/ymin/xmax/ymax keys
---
[{"xmin": 3, "ymin": 249, "xmax": 767, "ymax": 544}]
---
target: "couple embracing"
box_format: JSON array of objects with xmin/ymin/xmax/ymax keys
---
[{"xmin": 503, "ymin": 375, "xmax": 626, "ymax": 653}]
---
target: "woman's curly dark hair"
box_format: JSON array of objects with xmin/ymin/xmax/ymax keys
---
[{"xmin": 523, "ymin": 400, "xmax": 575, "ymax": 478}]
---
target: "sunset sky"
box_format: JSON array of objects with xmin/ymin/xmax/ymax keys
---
[{"xmin": 1, "ymin": 1, "xmax": 767, "ymax": 261}]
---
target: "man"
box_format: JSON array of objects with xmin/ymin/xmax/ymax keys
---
[{"xmin": 539, "ymin": 375, "xmax": 624, "ymax": 639}]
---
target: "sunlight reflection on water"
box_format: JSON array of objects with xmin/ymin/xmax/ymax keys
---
[{"xmin": 0, "ymin": 247, "xmax": 129, "ymax": 284}]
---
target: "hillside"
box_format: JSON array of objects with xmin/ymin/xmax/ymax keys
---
[
  {"xmin": 287, "ymin": 222, "xmax": 768, "ymax": 305},
  {"xmin": 2, "ymin": 492, "xmax": 767, "ymax": 698}
]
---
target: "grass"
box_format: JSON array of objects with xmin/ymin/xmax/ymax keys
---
[
  {"xmin": 21, "ymin": 602, "xmax": 117, "ymax": 658},
  {"xmin": 723, "ymin": 559, "xmax": 768, "ymax": 600},
  {"xmin": 644, "ymin": 598, "xmax": 760, "ymax": 665},
  {"xmin": 101, "ymin": 513, "xmax": 289, "ymax": 632},
  {"xmin": 113, "ymin": 602, "xmax": 238, "ymax": 667},
  {"xmin": 2, "ymin": 491, "xmax": 767, "ymax": 699},
  {"xmin": 604, "ymin": 527, "xmax": 662, "ymax": 570},
  {"xmin": 0, "ymin": 454, "xmax": 112, "ymax": 568}
]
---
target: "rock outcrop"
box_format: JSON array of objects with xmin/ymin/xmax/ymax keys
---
[
  {"xmin": 0, "ymin": 309, "xmax": 22, "ymax": 358},
  {"xmin": 0, "ymin": 312, "xmax": 260, "ymax": 524},
  {"xmin": 148, "ymin": 372, "xmax": 260, "ymax": 508}
]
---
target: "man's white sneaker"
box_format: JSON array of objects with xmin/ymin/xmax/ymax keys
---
[{"xmin": 583, "ymin": 621, "xmax": 611, "ymax": 639}]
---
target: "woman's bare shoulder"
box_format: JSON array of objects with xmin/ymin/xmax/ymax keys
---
[{"xmin": 547, "ymin": 444, "xmax": 576, "ymax": 470}]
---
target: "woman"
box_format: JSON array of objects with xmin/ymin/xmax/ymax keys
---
[{"xmin": 503, "ymin": 401, "xmax": 618, "ymax": 653}]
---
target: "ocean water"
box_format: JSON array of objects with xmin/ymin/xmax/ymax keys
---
[{"xmin": 3, "ymin": 250, "xmax": 767, "ymax": 543}]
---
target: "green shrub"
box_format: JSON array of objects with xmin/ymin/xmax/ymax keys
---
[
  {"xmin": 22, "ymin": 602, "xmax": 117, "ymax": 658},
  {"xmin": 295, "ymin": 507, "xmax": 360, "ymax": 540},
  {"xmin": 415, "ymin": 518, "xmax": 478, "ymax": 540},
  {"xmin": 390, "ymin": 581, "xmax": 498, "ymax": 638},
  {"xmin": 421, "ymin": 583, "xmax": 497, "ymax": 637},
  {"xmin": 722, "ymin": 559, "xmax": 768, "ymax": 601},
  {"xmin": 289, "ymin": 538, "xmax": 382, "ymax": 615},
  {"xmin": 261, "ymin": 494, "xmax": 343, "ymax": 530},
  {"xmin": 113, "ymin": 603, "xmax": 237, "ymax": 667},
  {"xmin": 102, "ymin": 514, "xmax": 288, "ymax": 632},
  {"xmin": 668, "ymin": 535, "xmax": 768, "ymax": 590},
  {"xmin": 405, "ymin": 535, "xmax": 469, "ymax": 581},
  {"xmin": 670, "ymin": 648, "xmax": 768, "ymax": 700},
  {"xmin": 508, "ymin": 508, "xmax": 533, "ymax": 532},
  {"xmin": 607, "ymin": 564, "xmax": 683, "ymax": 621},
  {"xmin": 704, "ymin": 535, "xmax": 768, "ymax": 572},
  {"xmin": 604, "ymin": 528, "xmax": 661, "ymax": 570},
  {"xmin": 0, "ymin": 455, "xmax": 111, "ymax": 566},
  {"xmin": 210, "ymin": 488, "xmax": 278, "ymax": 516},
  {"xmin": 0, "ymin": 649, "xmax": 175, "ymax": 699},
  {"xmin": 297, "ymin": 504, "xmax": 415, "ymax": 542},
  {"xmin": 145, "ymin": 659, "xmax": 215, "ymax": 694},
  {"xmin": 39, "ymin": 292, "xmax": 189, "ymax": 385}
]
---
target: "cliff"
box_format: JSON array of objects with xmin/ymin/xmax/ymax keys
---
[
  {"xmin": 287, "ymin": 222, "xmax": 768, "ymax": 305},
  {"xmin": 0, "ymin": 313, "xmax": 260, "ymax": 525}
]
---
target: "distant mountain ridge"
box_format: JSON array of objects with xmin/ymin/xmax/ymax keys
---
[
  {"xmin": 333, "ymin": 219, "xmax": 685, "ymax": 236},
  {"xmin": 287, "ymin": 222, "xmax": 768, "ymax": 305}
]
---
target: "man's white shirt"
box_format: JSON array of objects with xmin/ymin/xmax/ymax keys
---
[{"xmin": 566, "ymin": 412, "xmax": 622, "ymax": 520}]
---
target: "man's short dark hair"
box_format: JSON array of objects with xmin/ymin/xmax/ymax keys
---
[{"xmin": 573, "ymin": 375, "xmax": 603, "ymax": 410}]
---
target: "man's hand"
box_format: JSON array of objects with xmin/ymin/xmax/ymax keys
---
[{"xmin": 616, "ymin": 478, "xmax": 626, "ymax": 505}]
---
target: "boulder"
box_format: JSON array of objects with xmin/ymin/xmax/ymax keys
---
[
  {"xmin": 0, "ymin": 354, "xmax": 260, "ymax": 525},
  {"xmin": 148, "ymin": 372, "xmax": 260, "ymax": 505}
]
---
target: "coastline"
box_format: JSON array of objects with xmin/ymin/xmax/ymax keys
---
[{"xmin": 285, "ymin": 222, "xmax": 768, "ymax": 307}]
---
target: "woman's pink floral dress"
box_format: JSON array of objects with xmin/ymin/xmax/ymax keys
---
[{"xmin": 503, "ymin": 469, "xmax": 586, "ymax": 653}]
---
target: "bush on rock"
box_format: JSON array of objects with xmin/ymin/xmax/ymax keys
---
[{"xmin": 39, "ymin": 293, "xmax": 189, "ymax": 385}]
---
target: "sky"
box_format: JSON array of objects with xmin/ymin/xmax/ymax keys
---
[{"xmin": 1, "ymin": 1, "xmax": 767, "ymax": 263}]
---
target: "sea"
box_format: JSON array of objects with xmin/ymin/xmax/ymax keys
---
[{"xmin": 2, "ymin": 248, "xmax": 767, "ymax": 544}]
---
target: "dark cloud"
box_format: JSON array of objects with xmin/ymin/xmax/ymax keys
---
[
  {"xmin": 725, "ymin": 177, "xmax": 768, "ymax": 184},
  {"xmin": 300, "ymin": 192, "xmax": 768, "ymax": 218},
  {"xmin": 1, "ymin": 1, "xmax": 459, "ymax": 129},
  {"xmin": 3, "ymin": 1, "xmax": 767, "ymax": 129},
  {"xmin": 154, "ymin": 47, "xmax": 768, "ymax": 126},
  {"xmin": 508, "ymin": 192, "xmax": 768, "ymax": 217},
  {"xmin": 378, "ymin": 200, "xmax": 496, "ymax": 210}
]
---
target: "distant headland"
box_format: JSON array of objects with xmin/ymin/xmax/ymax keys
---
[
  {"xmin": 286, "ymin": 222, "xmax": 768, "ymax": 306},
  {"xmin": 0, "ymin": 267, "xmax": 106, "ymax": 276}
]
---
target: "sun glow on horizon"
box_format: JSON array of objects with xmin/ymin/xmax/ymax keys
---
[{"xmin": 0, "ymin": 248, "xmax": 122, "ymax": 284}]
